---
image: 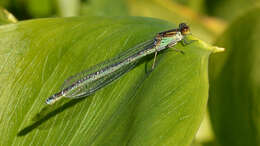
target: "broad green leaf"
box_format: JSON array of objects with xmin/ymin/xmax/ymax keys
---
[
  {"xmin": 0, "ymin": 7, "xmax": 17, "ymax": 25},
  {"xmin": 209, "ymin": 7, "xmax": 260, "ymax": 146},
  {"xmin": 0, "ymin": 16, "xmax": 222, "ymax": 146}
]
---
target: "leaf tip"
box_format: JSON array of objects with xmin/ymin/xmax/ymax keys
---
[{"xmin": 212, "ymin": 46, "xmax": 225, "ymax": 53}]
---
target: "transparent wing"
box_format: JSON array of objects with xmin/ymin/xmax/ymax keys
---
[
  {"xmin": 61, "ymin": 39, "xmax": 154, "ymax": 90},
  {"xmin": 65, "ymin": 61, "xmax": 137, "ymax": 98}
]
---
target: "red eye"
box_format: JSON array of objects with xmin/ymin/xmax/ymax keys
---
[{"xmin": 179, "ymin": 23, "xmax": 190, "ymax": 35}]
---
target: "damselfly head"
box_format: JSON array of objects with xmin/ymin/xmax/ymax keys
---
[{"xmin": 179, "ymin": 23, "xmax": 190, "ymax": 35}]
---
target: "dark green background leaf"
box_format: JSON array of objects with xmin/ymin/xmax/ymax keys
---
[
  {"xmin": 209, "ymin": 7, "xmax": 260, "ymax": 146},
  {"xmin": 81, "ymin": 0, "xmax": 128, "ymax": 16},
  {"xmin": 172, "ymin": 0, "xmax": 206, "ymax": 14},
  {"xmin": 26, "ymin": 0, "xmax": 54, "ymax": 18},
  {"xmin": 205, "ymin": 0, "xmax": 260, "ymax": 20},
  {"xmin": 128, "ymin": 0, "xmax": 228, "ymax": 44},
  {"xmin": 0, "ymin": 16, "xmax": 217, "ymax": 145}
]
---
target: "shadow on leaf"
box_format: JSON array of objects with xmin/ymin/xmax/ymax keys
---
[{"xmin": 17, "ymin": 97, "xmax": 86, "ymax": 136}]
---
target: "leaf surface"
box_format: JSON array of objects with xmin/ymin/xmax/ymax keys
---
[
  {"xmin": 0, "ymin": 16, "xmax": 218, "ymax": 146},
  {"xmin": 209, "ymin": 7, "xmax": 260, "ymax": 146}
]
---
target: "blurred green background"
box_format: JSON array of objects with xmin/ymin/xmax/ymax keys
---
[{"xmin": 0, "ymin": 0, "xmax": 259, "ymax": 146}]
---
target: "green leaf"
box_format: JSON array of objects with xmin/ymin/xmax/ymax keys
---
[
  {"xmin": 0, "ymin": 7, "xmax": 17, "ymax": 25},
  {"xmin": 209, "ymin": 7, "xmax": 260, "ymax": 146},
  {"xmin": 0, "ymin": 16, "xmax": 220, "ymax": 145}
]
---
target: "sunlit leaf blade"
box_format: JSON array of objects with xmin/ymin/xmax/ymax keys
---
[
  {"xmin": 0, "ymin": 7, "xmax": 17, "ymax": 25},
  {"xmin": 209, "ymin": 7, "xmax": 260, "ymax": 146},
  {"xmin": 0, "ymin": 16, "xmax": 218, "ymax": 146}
]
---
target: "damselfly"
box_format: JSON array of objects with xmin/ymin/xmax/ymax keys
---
[{"xmin": 46, "ymin": 23, "xmax": 191, "ymax": 104}]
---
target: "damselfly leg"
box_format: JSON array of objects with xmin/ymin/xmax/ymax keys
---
[
  {"xmin": 152, "ymin": 51, "xmax": 158, "ymax": 70},
  {"xmin": 181, "ymin": 37, "xmax": 197, "ymax": 46}
]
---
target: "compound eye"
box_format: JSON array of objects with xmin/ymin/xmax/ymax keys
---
[{"xmin": 179, "ymin": 23, "xmax": 190, "ymax": 35}]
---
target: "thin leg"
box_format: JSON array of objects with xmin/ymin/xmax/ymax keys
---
[
  {"xmin": 166, "ymin": 43, "xmax": 185, "ymax": 54},
  {"xmin": 172, "ymin": 48, "xmax": 184, "ymax": 54},
  {"xmin": 182, "ymin": 38, "xmax": 197, "ymax": 46},
  {"xmin": 152, "ymin": 51, "xmax": 158, "ymax": 70}
]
